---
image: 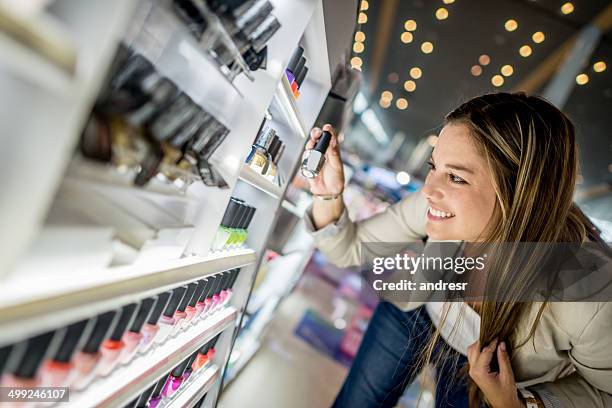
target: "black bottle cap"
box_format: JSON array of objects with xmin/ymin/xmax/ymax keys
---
[
  {"xmin": 296, "ymin": 66, "xmax": 309, "ymax": 87},
  {"xmin": 110, "ymin": 303, "xmax": 138, "ymax": 341},
  {"xmin": 287, "ymin": 46, "xmax": 304, "ymax": 74},
  {"xmin": 170, "ymin": 356, "xmax": 192, "ymax": 377},
  {"xmin": 245, "ymin": 206, "xmax": 256, "ymax": 229},
  {"xmin": 234, "ymin": 203, "xmax": 249, "ymax": 229},
  {"xmin": 0, "ymin": 344, "xmax": 13, "ymax": 374},
  {"xmin": 134, "ymin": 381, "xmax": 156, "ymax": 408},
  {"xmin": 211, "ymin": 274, "xmax": 225, "ymax": 296},
  {"xmin": 228, "ymin": 269, "xmax": 240, "ymax": 290},
  {"xmin": 11, "ymin": 331, "xmax": 56, "ymax": 378},
  {"xmin": 219, "ymin": 273, "xmax": 231, "ymax": 291},
  {"xmin": 129, "ymin": 298, "xmax": 156, "ymax": 333},
  {"xmin": 53, "ymin": 319, "xmax": 89, "ymax": 363},
  {"xmin": 209, "ymin": 335, "xmax": 219, "ymax": 349},
  {"xmin": 197, "ymin": 341, "xmax": 210, "ymax": 355},
  {"xmin": 293, "ymin": 56, "xmax": 306, "ymax": 80},
  {"xmin": 82, "ymin": 311, "xmax": 118, "ymax": 354},
  {"xmin": 177, "ymin": 283, "xmax": 198, "ymax": 313},
  {"xmin": 197, "ymin": 278, "xmax": 212, "ymax": 302},
  {"xmin": 221, "ymin": 198, "xmax": 241, "ymax": 228},
  {"xmin": 188, "ymin": 280, "xmax": 207, "ymax": 308},
  {"xmin": 163, "ymin": 287, "xmax": 188, "ymax": 318},
  {"xmin": 314, "ymin": 131, "xmax": 332, "ymax": 153},
  {"xmin": 269, "ymin": 139, "xmax": 281, "ymax": 162},
  {"xmin": 150, "ymin": 375, "xmax": 168, "ymax": 399},
  {"xmin": 184, "ymin": 352, "xmax": 198, "ymax": 370},
  {"xmin": 147, "ymin": 291, "xmax": 172, "ymax": 325},
  {"xmin": 266, "ymin": 134, "xmax": 279, "ymax": 152},
  {"xmin": 202, "ymin": 276, "xmax": 217, "ymax": 300}
]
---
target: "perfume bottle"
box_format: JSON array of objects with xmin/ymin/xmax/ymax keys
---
[{"xmin": 301, "ymin": 130, "xmax": 332, "ymax": 178}]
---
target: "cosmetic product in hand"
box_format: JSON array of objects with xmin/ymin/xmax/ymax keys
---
[
  {"xmin": 171, "ymin": 283, "xmax": 198, "ymax": 337},
  {"xmin": 157, "ymin": 286, "xmax": 188, "ymax": 344},
  {"xmin": 161, "ymin": 357, "xmax": 192, "ymax": 399},
  {"xmin": 140, "ymin": 291, "xmax": 172, "ymax": 354},
  {"xmin": 71, "ymin": 311, "xmax": 118, "ymax": 390},
  {"xmin": 119, "ymin": 298, "xmax": 156, "ymax": 364},
  {"xmin": 145, "ymin": 375, "xmax": 168, "ymax": 408},
  {"xmin": 39, "ymin": 320, "xmax": 90, "ymax": 387},
  {"xmin": 301, "ymin": 130, "xmax": 331, "ymax": 178},
  {"xmin": 185, "ymin": 280, "xmax": 207, "ymax": 325},
  {"xmin": 1, "ymin": 331, "xmax": 56, "ymax": 388},
  {"xmin": 98, "ymin": 303, "xmax": 138, "ymax": 376}
]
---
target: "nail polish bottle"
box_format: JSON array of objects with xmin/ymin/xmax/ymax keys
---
[
  {"xmin": 238, "ymin": 206, "xmax": 256, "ymax": 247},
  {"xmin": 227, "ymin": 203, "xmax": 247, "ymax": 249},
  {"xmin": 191, "ymin": 338, "xmax": 215, "ymax": 372},
  {"xmin": 211, "ymin": 272, "xmax": 231, "ymax": 312},
  {"xmin": 199, "ymin": 275, "xmax": 219, "ymax": 319},
  {"xmin": 170, "ymin": 283, "xmax": 198, "ymax": 337},
  {"xmin": 145, "ymin": 375, "xmax": 168, "ymax": 408},
  {"xmin": 98, "ymin": 303, "xmax": 138, "ymax": 377},
  {"xmin": 218, "ymin": 270, "xmax": 234, "ymax": 306},
  {"xmin": 119, "ymin": 298, "xmax": 156, "ymax": 365},
  {"xmin": 39, "ymin": 320, "xmax": 90, "ymax": 387},
  {"xmin": 156, "ymin": 286, "xmax": 188, "ymax": 345},
  {"xmin": 264, "ymin": 138, "xmax": 281, "ymax": 182},
  {"xmin": 207, "ymin": 272, "xmax": 225, "ymax": 314},
  {"xmin": 285, "ymin": 46, "xmax": 304, "ymax": 81},
  {"xmin": 301, "ymin": 130, "xmax": 332, "ymax": 179},
  {"xmin": 0, "ymin": 344, "xmax": 14, "ymax": 375},
  {"xmin": 212, "ymin": 198, "xmax": 242, "ymax": 251},
  {"xmin": 161, "ymin": 357, "xmax": 192, "ymax": 399},
  {"xmin": 131, "ymin": 380, "xmax": 156, "ymax": 408},
  {"xmin": 1, "ymin": 331, "xmax": 57, "ymax": 388},
  {"xmin": 184, "ymin": 280, "xmax": 207, "ymax": 325},
  {"xmin": 139, "ymin": 291, "xmax": 172, "ymax": 354},
  {"xmin": 246, "ymin": 128, "xmax": 275, "ymax": 174},
  {"xmin": 71, "ymin": 311, "xmax": 118, "ymax": 390},
  {"xmin": 180, "ymin": 352, "xmax": 199, "ymax": 384},
  {"xmin": 221, "ymin": 269, "xmax": 241, "ymax": 306},
  {"xmin": 194, "ymin": 277, "xmax": 213, "ymax": 319}
]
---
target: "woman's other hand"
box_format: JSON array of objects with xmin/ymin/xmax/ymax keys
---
[
  {"xmin": 467, "ymin": 339, "xmax": 525, "ymax": 408},
  {"xmin": 306, "ymin": 124, "xmax": 344, "ymax": 195}
]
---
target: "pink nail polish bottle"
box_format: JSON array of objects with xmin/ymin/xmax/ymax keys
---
[
  {"xmin": 119, "ymin": 298, "xmax": 156, "ymax": 365},
  {"xmin": 70, "ymin": 311, "xmax": 118, "ymax": 390},
  {"xmin": 139, "ymin": 291, "xmax": 171, "ymax": 354},
  {"xmin": 194, "ymin": 277, "xmax": 214, "ymax": 319},
  {"xmin": 180, "ymin": 352, "xmax": 199, "ymax": 384},
  {"xmin": 220, "ymin": 269, "xmax": 240, "ymax": 307},
  {"xmin": 184, "ymin": 280, "xmax": 207, "ymax": 326},
  {"xmin": 39, "ymin": 320, "xmax": 90, "ymax": 387},
  {"xmin": 210, "ymin": 273, "xmax": 229, "ymax": 312},
  {"xmin": 156, "ymin": 286, "xmax": 188, "ymax": 345},
  {"xmin": 161, "ymin": 357, "xmax": 192, "ymax": 399},
  {"xmin": 170, "ymin": 283, "xmax": 197, "ymax": 337},
  {"xmin": 199, "ymin": 275, "xmax": 220, "ymax": 319},
  {"xmin": 1, "ymin": 330, "xmax": 56, "ymax": 389},
  {"xmin": 97, "ymin": 303, "xmax": 138, "ymax": 377}
]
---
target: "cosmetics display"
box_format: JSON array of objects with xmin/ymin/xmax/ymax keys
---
[
  {"xmin": 80, "ymin": 46, "xmax": 230, "ymax": 189},
  {"xmin": 285, "ymin": 46, "xmax": 310, "ymax": 99},
  {"xmin": 173, "ymin": 0, "xmax": 282, "ymax": 80},
  {"xmin": 211, "ymin": 197, "xmax": 256, "ymax": 251},
  {"xmin": 245, "ymin": 124, "xmax": 286, "ymax": 185}
]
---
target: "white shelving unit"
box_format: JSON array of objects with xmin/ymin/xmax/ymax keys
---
[{"xmin": 0, "ymin": 0, "xmax": 332, "ymax": 406}]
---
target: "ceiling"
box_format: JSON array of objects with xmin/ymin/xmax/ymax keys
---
[{"xmin": 347, "ymin": 0, "xmax": 612, "ymax": 208}]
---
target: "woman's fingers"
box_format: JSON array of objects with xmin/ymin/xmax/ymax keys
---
[
  {"xmin": 497, "ymin": 342, "xmax": 514, "ymax": 381},
  {"xmin": 476, "ymin": 339, "xmax": 498, "ymax": 371}
]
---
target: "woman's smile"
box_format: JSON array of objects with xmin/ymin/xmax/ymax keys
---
[{"xmin": 426, "ymin": 205, "xmax": 455, "ymax": 221}]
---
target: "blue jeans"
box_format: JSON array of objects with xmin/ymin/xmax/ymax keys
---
[{"xmin": 332, "ymin": 302, "xmax": 469, "ymax": 408}]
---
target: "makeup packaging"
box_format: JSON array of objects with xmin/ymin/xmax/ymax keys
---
[
  {"xmin": 71, "ymin": 311, "xmax": 118, "ymax": 390},
  {"xmin": 171, "ymin": 283, "xmax": 198, "ymax": 337},
  {"xmin": 98, "ymin": 303, "xmax": 138, "ymax": 377},
  {"xmin": 1, "ymin": 331, "xmax": 57, "ymax": 388},
  {"xmin": 39, "ymin": 319, "xmax": 90, "ymax": 387},
  {"xmin": 144, "ymin": 375, "xmax": 168, "ymax": 408},
  {"xmin": 301, "ymin": 130, "xmax": 331, "ymax": 178},
  {"xmin": 119, "ymin": 298, "xmax": 156, "ymax": 365},
  {"xmin": 161, "ymin": 357, "xmax": 192, "ymax": 399},
  {"xmin": 185, "ymin": 280, "xmax": 207, "ymax": 325},
  {"xmin": 139, "ymin": 291, "xmax": 172, "ymax": 354},
  {"xmin": 157, "ymin": 286, "xmax": 188, "ymax": 344}
]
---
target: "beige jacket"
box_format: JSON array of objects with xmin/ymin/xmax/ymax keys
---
[{"xmin": 304, "ymin": 192, "xmax": 612, "ymax": 408}]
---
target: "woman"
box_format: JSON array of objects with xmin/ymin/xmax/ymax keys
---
[{"xmin": 304, "ymin": 92, "xmax": 611, "ymax": 407}]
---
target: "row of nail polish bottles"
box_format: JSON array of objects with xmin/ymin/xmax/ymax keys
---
[
  {"xmin": 285, "ymin": 46, "xmax": 309, "ymax": 99},
  {"xmin": 0, "ymin": 269, "xmax": 240, "ymax": 394},
  {"xmin": 245, "ymin": 125, "xmax": 285, "ymax": 184},
  {"xmin": 211, "ymin": 198, "xmax": 256, "ymax": 251}
]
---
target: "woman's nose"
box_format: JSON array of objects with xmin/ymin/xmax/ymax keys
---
[{"xmin": 421, "ymin": 174, "xmax": 444, "ymax": 201}]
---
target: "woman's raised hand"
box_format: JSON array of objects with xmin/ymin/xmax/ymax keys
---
[{"xmin": 306, "ymin": 124, "xmax": 345, "ymax": 196}]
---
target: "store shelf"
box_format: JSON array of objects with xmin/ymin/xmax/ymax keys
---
[
  {"xmin": 166, "ymin": 365, "xmax": 220, "ymax": 408},
  {"xmin": 68, "ymin": 307, "xmax": 236, "ymax": 408},
  {"xmin": 239, "ymin": 165, "xmax": 284, "ymax": 199},
  {"xmin": 276, "ymin": 76, "xmax": 308, "ymax": 139},
  {"xmin": 225, "ymin": 337, "xmax": 260, "ymax": 386},
  {"xmin": 0, "ymin": 249, "xmax": 255, "ymax": 343}
]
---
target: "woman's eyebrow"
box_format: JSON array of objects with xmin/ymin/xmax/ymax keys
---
[{"xmin": 446, "ymin": 163, "xmax": 475, "ymax": 174}]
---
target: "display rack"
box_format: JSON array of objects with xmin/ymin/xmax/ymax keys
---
[{"xmin": 0, "ymin": 0, "xmax": 332, "ymax": 406}]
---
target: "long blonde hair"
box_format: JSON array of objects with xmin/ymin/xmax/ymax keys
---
[{"xmin": 420, "ymin": 92, "xmax": 604, "ymax": 407}]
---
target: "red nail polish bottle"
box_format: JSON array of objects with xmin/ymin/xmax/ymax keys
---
[{"xmin": 97, "ymin": 303, "xmax": 138, "ymax": 377}]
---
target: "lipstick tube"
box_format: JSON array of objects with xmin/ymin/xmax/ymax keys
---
[
  {"xmin": 119, "ymin": 298, "xmax": 156, "ymax": 365},
  {"xmin": 184, "ymin": 280, "xmax": 207, "ymax": 325},
  {"xmin": 39, "ymin": 320, "xmax": 90, "ymax": 387},
  {"xmin": 139, "ymin": 291, "xmax": 171, "ymax": 354},
  {"xmin": 161, "ymin": 357, "xmax": 192, "ymax": 399},
  {"xmin": 97, "ymin": 303, "xmax": 138, "ymax": 377},
  {"xmin": 70, "ymin": 311, "xmax": 118, "ymax": 390},
  {"xmin": 170, "ymin": 282, "xmax": 198, "ymax": 337},
  {"xmin": 156, "ymin": 286, "xmax": 188, "ymax": 344}
]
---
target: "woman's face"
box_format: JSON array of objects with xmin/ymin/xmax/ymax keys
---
[{"xmin": 421, "ymin": 123, "xmax": 497, "ymax": 241}]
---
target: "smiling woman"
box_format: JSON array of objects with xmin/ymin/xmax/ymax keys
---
[{"xmin": 304, "ymin": 93, "xmax": 612, "ymax": 408}]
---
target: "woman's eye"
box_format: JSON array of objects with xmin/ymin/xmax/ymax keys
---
[
  {"xmin": 449, "ymin": 173, "xmax": 466, "ymax": 184},
  {"xmin": 426, "ymin": 160, "xmax": 435, "ymax": 170}
]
